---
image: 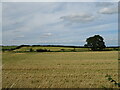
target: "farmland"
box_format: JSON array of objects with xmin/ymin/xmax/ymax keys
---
[
  {"xmin": 14, "ymin": 46, "xmax": 90, "ymax": 52},
  {"xmin": 2, "ymin": 45, "xmax": 119, "ymax": 52},
  {"xmin": 2, "ymin": 50, "xmax": 118, "ymax": 88}
]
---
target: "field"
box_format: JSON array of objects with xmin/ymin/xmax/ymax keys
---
[
  {"xmin": 2, "ymin": 46, "xmax": 18, "ymax": 50},
  {"xmin": 2, "ymin": 51, "xmax": 118, "ymax": 88},
  {"xmin": 14, "ymin": 46, "xmax": 90, "ymax": 52},
  {"xmin": 2, "ymin": 46, "xmax": 118, "ymax": 52}
]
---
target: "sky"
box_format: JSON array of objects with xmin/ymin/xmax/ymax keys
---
[{"xmin": 2, "ymin": 1, "xmax": 119, "ymax": 46}]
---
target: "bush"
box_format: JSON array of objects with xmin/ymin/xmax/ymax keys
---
[
  {"xmin": 30, "ymin": 48, "xmax": 33, "ymax": 52},
  {"xmin": 105, "ymin": 74, "xmax": 120, "ymax": 87},
  {"xmin": 61, "ymin": 49, "xmax": 65, "ymax": 52},
  {"xmin": 36, "ymin": 49, "xmax": 50, "ymax": 52}
]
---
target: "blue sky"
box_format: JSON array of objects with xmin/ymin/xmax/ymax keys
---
[{"xmin": 2, "ymin": 1, "xmax": 118, "ymax": 46}]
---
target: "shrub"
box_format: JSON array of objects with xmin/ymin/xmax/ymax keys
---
[
  {"xmin": 105, "ymin": 74, "xmax": 120, "ymax": 87},
  {"xmin": 61, "ymin": 49, "xmax": 65, "ymax": 52},
  {"xmin": 36, "ymin": 49, "xmax": 50, "ymax": 52},
  {"xmin": 30, "ymin": 48, "xmax": 33, "ymax": 52}
]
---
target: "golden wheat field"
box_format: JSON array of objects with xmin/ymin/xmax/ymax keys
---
[{"xmin": 2, "ymin": 51, "xmax": 118, "ymax": 88}]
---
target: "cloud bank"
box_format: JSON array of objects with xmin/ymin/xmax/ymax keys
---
[
  {"xmin": 98, "ymin": 7, "xmax": 118, "ymax": 14},
  {"xmin": 2, "ymin": 2, "xmax": 118, "ymax": 46}
]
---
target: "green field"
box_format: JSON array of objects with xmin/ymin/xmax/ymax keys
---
[
  {"xmin": 2, "ymin": 46, "xmax": 118, "ymax": 52},
  {"xmin": 2, "ymin": 46, "xmax": 18, "ymax": 50},
  {"xmin": 2, "ymin": 51, "xmax": 118, "ymax": 88},
  {"xmin": 14, "ymin": 46, "xmax": 90, "ymax": 52}
]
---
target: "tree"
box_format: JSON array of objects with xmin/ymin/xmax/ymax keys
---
[
  {"xmin": 30, "ymin": 48, "xmax": 33, "ymax": 52},
  {"xmin": 85, "ymin": 35, "xmax": 106, "ymax": 51}
]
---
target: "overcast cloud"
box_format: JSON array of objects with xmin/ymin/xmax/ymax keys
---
[{"xmin": 2, "ymin": 2, "xmax": 118, "ymax": 46}]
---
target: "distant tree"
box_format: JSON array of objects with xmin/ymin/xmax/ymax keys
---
[
  {"xmin": 85, "ymin": 35, "xmax": 106, "ymax": 51},
  {"xmin": 30, "ymin": 48, "xmax": 33, "ymax": 52},
  {"xmin": 36, "ymin": 49, "xmax": 49, "ymax": 52}
]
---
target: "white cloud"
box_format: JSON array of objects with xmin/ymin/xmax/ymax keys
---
[
  {"xmin": 44, "ymin": 33, "xmax": 52, "ymax": 36},
  {"xmin": 42, "ymin": 33, "xmax": 53, "ymax": 37},
  {"xmin": 98, "ymin": 7, "xmax": 118, "ymax": 14},
  {"xmin": 60, "ymin": 13, "xmax": 96, "ymax": 23},
  {"xmin": 38, "ymin": 33, "xmax": 53, "ymax": 39}
]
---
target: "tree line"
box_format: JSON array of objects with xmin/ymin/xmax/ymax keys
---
[{"xmin": 2, "ymin": 35, "xmax": 119, "ymax": 52}]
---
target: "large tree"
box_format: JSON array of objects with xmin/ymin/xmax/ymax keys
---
[{"xmin": 84, "ymin": 35, "xmax": 106, "ymax": 51}]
